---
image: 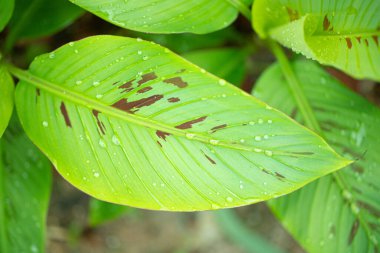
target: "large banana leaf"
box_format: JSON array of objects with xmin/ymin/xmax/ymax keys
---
[
  {"xmin": 13, "ymin": 35, "xmax": 349, "ymax": 211},
  {"xmin": 252, "ymin": 0, "xmax": 380, "ymax": 81},
  {"xmin": 69, "ymin": 0, "xmax": 250, "ymax": 34},
  {"xmin": 0, "ymin": 63, "xmax": 14, "ymax": 137},
  {"xmin": 0, "ymin": 122, "xmax": 52, "ymax": 253},
  {"xmin": 0, "ymin": 0, "xmax": 14, "ymax": 32},
  {"xmin": 253, "ymin": 59, "xmax": 380, "ymax": 253}
]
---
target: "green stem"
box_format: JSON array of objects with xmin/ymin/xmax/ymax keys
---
[
  {"xmin": 0, "ymin": 141, "xmax": 8, "ymax": 253},
  {"xmin": 226, "ymin": 0, "xmax": 252, "ymax": 22},
  {"xmin": 269, "ymin": 41, "xmax": 321, "ymax": 132}
]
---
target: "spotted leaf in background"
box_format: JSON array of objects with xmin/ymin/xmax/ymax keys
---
[
  {"xmin": 254, "ymin": 59, "xmax": 380, "ymax": 253},
  {"xmin": 253, "ymin": 0, "xmax": 380, "ymax": 81}
]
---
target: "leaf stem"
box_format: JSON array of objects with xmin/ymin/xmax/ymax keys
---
[
  {"xmin": 226, "ymin": 0, "xmax": 252, "ymax": 22},
  {"xmin": 269, "ymin": 41, "xmax": 321, "ymax": 133}
]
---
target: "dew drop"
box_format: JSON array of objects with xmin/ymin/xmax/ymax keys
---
[
  {"xmin": 186, "ymin": 133, "xmax": 195, "ymax": 139},
  {"xmin": 219, "ymin": 79, "xmax": 226, "ymax": 86},
  {"xmin": 249, "ymin": 121, "xmax": 255, "ymax": 125},
  {"xmin": 254, "ymin": 148, "xmax": 262, "ymax": 153},
  {"xmin": 74, "ymin": 49, "xmax": 79, "ymax": 54},
  {"xmin": 200, "ymin": 68, "xmax": 206, "ymax": 73},
  {"xmin": 93, "ymin": 81, "xmax": 100, "ymax": 86},
  {"xmin": 96, "ymin": 94, "xmax": 103, "ymax": 99},
  {"xmin": 94, "ymin": 172, "xmax": 100, "ymax": 177},
  {"xmin": 30, "ymin": 244, "xmax": 38, "ymax": 252},
  {"xmin": 226, "ymin": 197, "xmax": 233, "ymax": 202},
  {"xmin": 211, "ymin": 203, "xmax": 220, "ymax": 209},
  {"xmin": 112, "ymin": 135, "xmax": 121, "ymax": 145},
  {"xmin": 49, "ymin": 53, "xmax": 55, "ymax": 59},
  {"xmin": 267, "ymin": 120, "xmax": 273, "ymax": 124},
  {"xmin": 263, "ymin": 135, "xmax": 269, "ymax": 139},
  {"xmin": 343, "ymin": 190, "xmax": 352, "ymax": 200},
  {"xmin": 258, "ymin": 119, "xmax": 264, "ymax": 124},
  {"xmin": 255, "ymin": 136, "xmax": 262, "ymax": 141},
  {"xmin": 99, "ymin": 139, "xmax": 106, "ymax": 148},
  {"xmin": 240, "ymin": 139, "xmax": 245, "ymax": 143},
  {"xmin": 137, "ymin": 50, "xmax": 142, "ymax": 55},
  {"xmin": 136, "ymin": 37, "xmax": 142, "ymax": 42},
  {"xmin": 76, "ymin": 80, "xmax": 82, "ymax": 85},
  {"xmin": 265, "ymin": 150, "xmax": 273, "ymax": 157},
  {"xmin": 69, "ymin": 42, "xmax": 75, "ymax": 47},
  {"xmin": 209, "ymin": 139, "xmax": 219, "ymax": 145},
  {"xmin": 42, "ymin": 121, "xmax": 49, "ymax": 127},
  {"xmin": 142, "ymin": 56, "xmax": 149, "ymax": 60}
]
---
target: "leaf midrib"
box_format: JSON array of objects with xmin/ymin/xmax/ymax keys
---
[{"xmin": 8, "ymin": 65, "xmax": 264, "ymax": 153}]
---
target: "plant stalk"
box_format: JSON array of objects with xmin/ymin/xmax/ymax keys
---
[{"xmin": 226, "ymin": 0, "xmax": 252, "ymax": 22}]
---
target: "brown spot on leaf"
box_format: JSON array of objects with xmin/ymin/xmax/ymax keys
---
[
  {"xmin": 262, "ymin": 168, "xmax": 271, "ymax": 175},
  {"xmin": 164, "ymin": 77, "xmax": 188, "ymax": 88},
  {"xmin": 373, "ymin": 36, "xmax": 379, "ymax": 47},
  {"xmin": 60, "ymin": 102, "xmax": 72, "ymax": 128},
  {"xmin": 351, "ymin": 164, "xmax": 364, "ymax": 174},
  {"xmin": 211, "ymin": 124, "xmax": 227, "ymax": 133},
  {"xmin": 291, "ymin": 151, "xmax": 314, "ymax": 155},
  {"xmin": 286, "ymin": 7, "xmax": 299, "ymax": 21},
  {"xmin": 120, "ymin": 80, "xmax": 134, "ymax": 93},
  {"xmin": 92, "ymin": 110, "xmax": 106, "ymax": 135},
  {"xmin": 176, "ymin": 69, "xmax": 186, "ymax": 73},
  {"xmin": 275, "ymin": 172, "xmax": 285, "ymax": 179},
  {"xmin": 175, "ymin": 116, "xmax": 207, "ymax": 130},
  {"xmin": 137, "ymin": 86, "xmax": 153, "ymax": 94},
  {"xmin": 112, "ymin": 95, "xmax": 163, "ymax": 113},
  {"xmin": 348, "ymin": 219, "xmax": 359, "ymax": 245},
  {"xmin": 346, "ymin": 38, "xmax": 352, "ymax": 49},
  {"xmin": 35, "ymin": 89, "xmax": 40, "ymax": 103},
  {"xmin": 357, "ymin": 201, "xmax": 380, "ymax": 217},
  {"xmin": 205, "ymin": 154, "xmax": 216, "ymax": 165},
  {"xmin": 356, "ymin": 37, "xmax": 362, "ymax": 43},
  {"xmin": 168, "ymin": 97, "xmax": 180, "ymax": 103},
  {"xmin": 323, "ymin": 15, "xmax": 331, "ymax": 31},
  {"xmin": 156, "ymin": 130, "xmax": 170, "ymax": 141},
  {"xmin": 157, "ymin": 141, "xmax": 162, "ymax": 147},
  {"xmin": 290, "ymin": 108, "xmax": 298, "ymax": 119},
  {"xmin": 138, "ymin": 72, "xmax": 157, "ymax": 86},
  {"xmin": 365, "ymin": 39, "xmax": 369, "ymax": 47}
]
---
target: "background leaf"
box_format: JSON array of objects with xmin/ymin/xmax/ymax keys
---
[
  {"xmin": 252, "ymin": 0, "xmax": 380, "ymax": 81},
  {"xmin": 14, "ymin": 35, "xmax": 348, "ymax": 211},
  {"xmin": 0, "ymin": 63, "xmax": 14, "ymax": 137},
  {"xmin": 88, "ymin": 198, "xmax": 132, "ymax": 227},
  {"xmin": 0, "ymin": 0, "xmax": 14, "ymax": 32},
  {"xmin": 69, "ymin": 0, "xmax": 249, "ymax": 34},
  {"xmin": 5, "ymin": 0, "xmax": 83, "ymax": 51},
  {"xmin": 0, "ymin": 119, "xmax": 52, "ymax": 253},
  {"xmin": 253, "ymin": 59, "xmax": 380, "ymax": 253},
  {"xmin": 183, "ymin": 48, "xmax": 248, "ymax": 87}
]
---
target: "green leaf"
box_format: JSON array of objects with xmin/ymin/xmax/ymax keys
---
[
  {"xmin": 5, "ymin": 0, "xmax": 83, "ymax": 50},
  {"xmin": 0, "ymin": 0, "xmax": 14, "ymax": 32},
  {"xmin": 0, "ymin": 123, "xmax": 52, "ymax": 253},
  {"xmin": 89, "ymin": 198, "xmax": 132, "ymax": 227},
  {"xmin": 69, "ymin": 0, "xmax": 248, "ymax": 34},
  {"xmin": 252, "ymin": 0, "xmax": 380, "ymax": 81},
  {"xmin": 253, "ymin": 59, "xmax": 380, "ymax": 253},
  {"xmin": 13, "ymin": 35, "xmax": 349, "ymax": 211},
  {"xmin": 0, "ymin": 63, "xmax": 14, "ymax": 138},
  {"xmin": 216, "ymin": 209, "xmax": 285, "ymax": 253},
  {"xmin": 183, "ymin": 48, "xmax": 247, "ymax": 87}
]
